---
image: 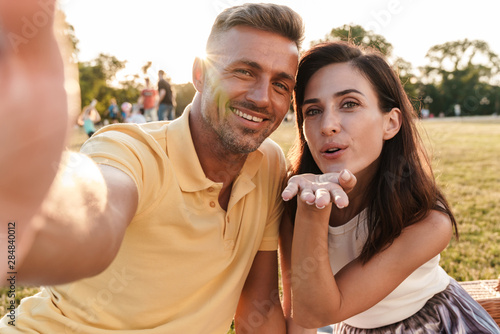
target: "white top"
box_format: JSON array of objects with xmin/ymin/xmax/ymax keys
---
[{"xmin": 328, "ymin": 209, "xmax": 450, "ymax": 328}]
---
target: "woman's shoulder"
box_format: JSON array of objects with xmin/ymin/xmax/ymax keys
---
[
  {"xmin": 417, "ymin": 209, "xmax": 453, "ymax": 233},
  {"xmin": 402, "ymin": 209, "xmax": 453, "ymax": 253}
]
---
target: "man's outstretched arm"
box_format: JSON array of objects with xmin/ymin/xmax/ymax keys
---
[
  {"xmin": 17, "ymin": 154, "xmax": 138, "ymax": 285},
  {"xmin": 0, "ymin": 0, "xmax": 138, "ymax": 286}
]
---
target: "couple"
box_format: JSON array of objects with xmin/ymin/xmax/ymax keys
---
[{"xmin": 0, "ymin": 1, "xmax": 497, "ymax": 334}]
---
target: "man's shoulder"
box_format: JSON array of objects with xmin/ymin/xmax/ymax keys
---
[
  {"xmin": 259, "ymin": 138, "xmax": 284, "ymax": 156},
  {"xmin": 88, "ymin": 122, "xmax": 170, "ymax": 149},
  {"xmin": 254, "ymin": 138, "xmax": 286, "ymax": 174}
]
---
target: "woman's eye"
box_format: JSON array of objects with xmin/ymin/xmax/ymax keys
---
[
  {"xmin": 343, "ymin": 101, "xmax": 358, "ymax": 108},
  {"xmin": 305, "ymin": 108, "xmax": 321, "ymax": 116}
]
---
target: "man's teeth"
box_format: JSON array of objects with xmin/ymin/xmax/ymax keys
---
[{"xmin": 232, "ymin": 108, "xmax": 263, "ymax": 123}]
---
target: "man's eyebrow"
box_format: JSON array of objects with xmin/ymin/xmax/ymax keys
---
[
  {"xmin": 277, "ymin": 71, "xmax": 295, "ymax": 82},
  {"xmin": 237, "ymin": 59, "xmax": 295, "ymax": 82},
  {"xmin": 239, "ymin": 59, "xmax": 261, "ymax": 70}
]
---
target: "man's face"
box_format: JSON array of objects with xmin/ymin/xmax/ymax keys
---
[{"xmin": 198, "ymin": 26, "xmax": 299, "ymax": 154}]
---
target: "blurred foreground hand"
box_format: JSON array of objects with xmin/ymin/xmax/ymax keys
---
[{"xmin": 0, "ymin": 0, "xmax": 78, "ymax": 282}]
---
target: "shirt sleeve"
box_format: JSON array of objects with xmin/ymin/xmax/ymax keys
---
[{"xmin": 80, "ymin": 124, "xmax": 167, "ymax": 217}]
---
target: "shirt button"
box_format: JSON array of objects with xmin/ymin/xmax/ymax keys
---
[
  {"xmin": 209, "ymin": 201, "xmax": 216, "ymax": 208},
  {"xmin": 208, "ymin": 187, "xmax": 214, "ymax": 192}
]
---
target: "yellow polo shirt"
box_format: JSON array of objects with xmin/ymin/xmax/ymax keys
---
[{"xmin": 1, "ymin": 106, "xmax": 286, "ymax": 333}]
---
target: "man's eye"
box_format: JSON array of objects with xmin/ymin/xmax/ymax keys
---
[
  {"xmin": 235, "ymin": 69, "xmax": 251, "ymax": 76},
  {"xmin": 273, "ymin": 82, "xmax": 288, "ymax": 91}
]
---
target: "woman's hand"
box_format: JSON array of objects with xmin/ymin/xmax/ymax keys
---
[{"xmin": 282, "ymin": 169, "xmax": 357, "ymax": 209}]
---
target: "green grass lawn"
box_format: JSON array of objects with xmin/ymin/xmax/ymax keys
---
[
  {"xmin": 2, "ymin": 117, "xmax": 499, "ymax": 330},
  {"xmin": 419, "ymin": 119, "xmax": 500, "ymax": 280}
]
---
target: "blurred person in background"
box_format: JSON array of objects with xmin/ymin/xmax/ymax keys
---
[
  {"xmin": 77, "ymin": 99, "xmax": 101, "ymax": 137},
  {"xmin": 138, "ymin": 77, "xmax": 158, "ymax": 122},
  {"xmin": 157, "ymin": 70, "xmax": 176, "ymax": 120}
]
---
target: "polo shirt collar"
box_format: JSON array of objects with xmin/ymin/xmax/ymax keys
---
[{"xmin": 166, "ymin": 105, "xmax": 264, "ymax": 193}]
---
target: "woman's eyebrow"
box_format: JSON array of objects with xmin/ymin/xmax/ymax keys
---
[
  {"xmin": 334, "ymin": 88, "xmax": 365, "ymax": 97},
  {"xmin": 303, "ymin": 98, "xmax": 320, "ymax": 105},
  {"xmin": 303, "ymin": 89, "xmax": 365, "ymax": 105}
]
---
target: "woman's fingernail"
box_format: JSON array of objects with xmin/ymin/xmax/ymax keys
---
[
  {"xmin": 341, "ymin": 170, "xmax": 351, "ymax": 181},
  {"xmin": 316, "ymin": 204, "xmax": 325, "ymax": 209},
  {"xmin": 334, "ymin": 195, "xmax": 345, "ymax": 209},
  {"xmin": 306, "ymin": 200, "xmax": 315, "ymax": 205}
]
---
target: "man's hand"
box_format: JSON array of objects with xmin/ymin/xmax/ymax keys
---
[
  {"xmin": 282, "ymin": 170, "xmax": 357, "ymax": 209},
  {"xmin": 0, "ymin": 0, "xmax": 75, "ymax": 279}
]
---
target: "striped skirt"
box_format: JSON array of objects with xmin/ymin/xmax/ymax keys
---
[{"xmin": 318, "ymin": 279, "xmax": 499, "ymax": 334}]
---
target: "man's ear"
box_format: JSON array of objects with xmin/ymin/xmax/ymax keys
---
[
  {"xmin": 383, "ymin": 107, "xmax": 402, "ymax": 140},
  {"xmin": 192, "ymin": 57, "xmax": 205, "ymax": 93}
]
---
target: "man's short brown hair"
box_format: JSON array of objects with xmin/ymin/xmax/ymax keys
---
[{"xmin": 207, "ymin": 3, "xmax": 304, "ymax": 52}]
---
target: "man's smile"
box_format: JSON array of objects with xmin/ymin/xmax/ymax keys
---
[{"xmin": 230, "ymin": 107, "xmax": 264, "ymax": 123}]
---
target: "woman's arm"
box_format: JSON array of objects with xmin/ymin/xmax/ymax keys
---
[
  {"xmin": 291, "ymin": 201, "xmax": 453, "ymax": 328},
  {"xmin": 279, "ymin": 213, "xmax": 318, "ymax": 334},
  {"xmin": 290, "ymin": 200, "xmax": 338, "ymax": 329}
]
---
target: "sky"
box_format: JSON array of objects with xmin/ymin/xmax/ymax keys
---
[{"xmin": 60, "ymin": 0, "xmax": 500, "ymax": 85}]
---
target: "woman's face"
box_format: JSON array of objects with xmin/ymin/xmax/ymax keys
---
[{"xmin": 301, "ymin": 62, "xmax": 400, "ymax": 179}]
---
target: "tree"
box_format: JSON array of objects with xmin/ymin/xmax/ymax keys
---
[
  {"xmin": 311, "ymin": 24, "xmax": 393, "ymax": 57},
  {"xmin": 63, "ymin": 12, "xmax": 140, "ymax": 120},
  {"xmin": 141, "ymin": 61, "xmax": 153, "ymax": 76},
  {"xmin": 94, "ymin": 54, "xmax": 127, "ymax": 83},
  {"xmin": 114, "ymin": 78, "xmax": 141, "ymax": 108},
  {"xmin": 425, "ymin": 39, "xmax": 499, "ymax": 79},
  {"xmin": 393, "ymin": 57, "xmax": 420, "ymax": 108},
  {"xmin": 421, "ymin": 39, "xmax": 500, "ymax": 116},
  {"xmin": 78, "ymin": 54, "xmax": 127, "ymax": 113}
]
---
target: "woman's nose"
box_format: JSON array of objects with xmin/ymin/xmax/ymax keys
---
[{"xmin": 320, "ymin": 108, "xmax": 341, "ymax": 135}]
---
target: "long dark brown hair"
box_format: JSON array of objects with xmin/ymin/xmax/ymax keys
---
[{"xmin": 287, "ymin": 42, "xmax": 458, "ymax": 263}]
